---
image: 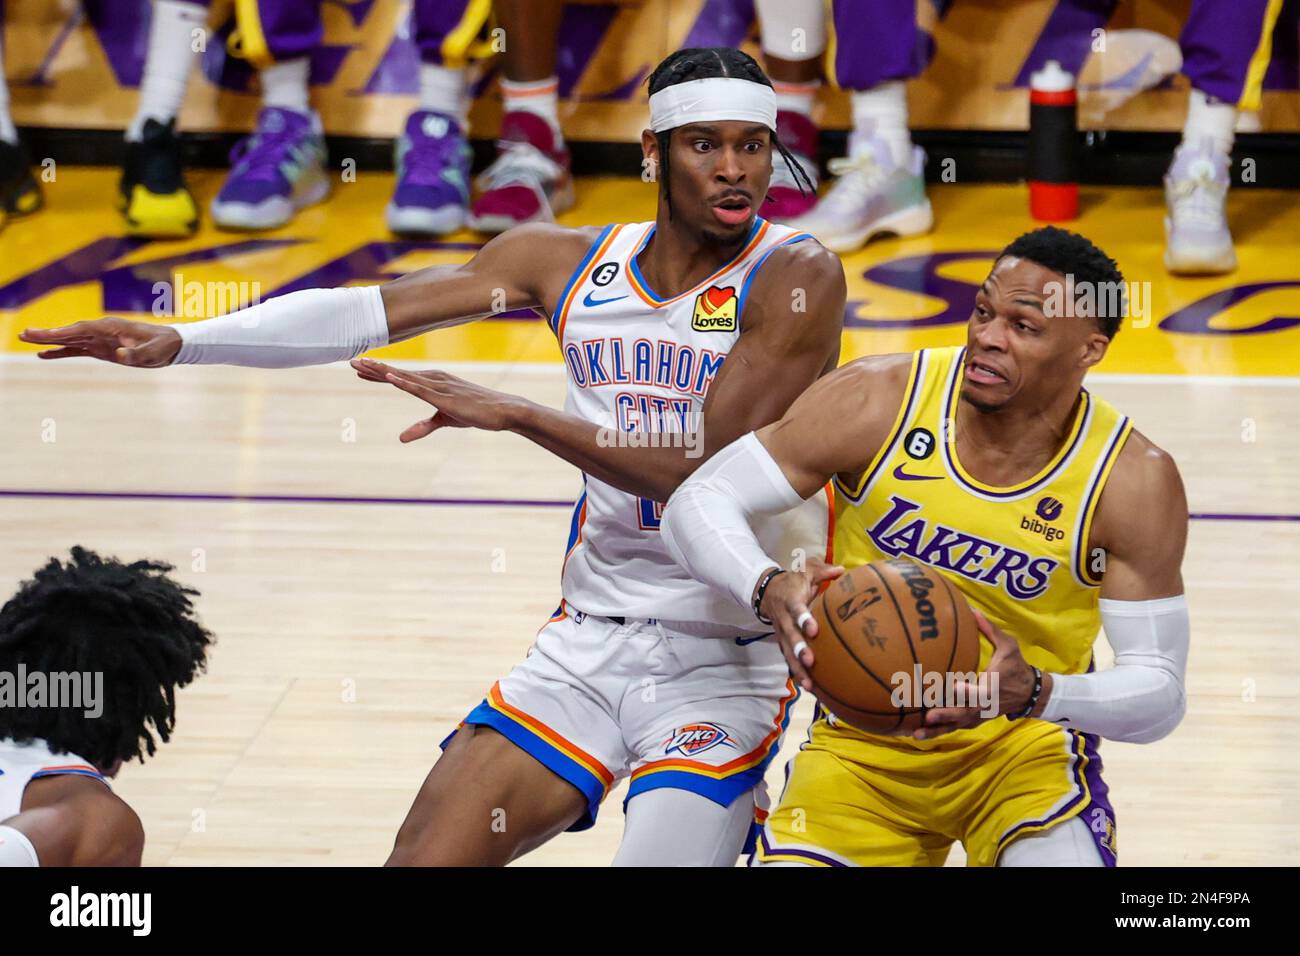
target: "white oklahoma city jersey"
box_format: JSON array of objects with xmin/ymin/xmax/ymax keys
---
[
  {"xmin": 547, "ymin": 218, "xmax": 832, "ymax": 633},
  {"xmin": 0, "ymin": 737, "xmax": 106, "ymax": 820}
]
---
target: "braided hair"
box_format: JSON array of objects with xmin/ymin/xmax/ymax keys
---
[
  {"xmin": 647, "ymin": 47, "xmax": 815, "ymax": 216},
  {"xmin": 0, "ymin": 547, "xmax": 214, "ymax": 769}
]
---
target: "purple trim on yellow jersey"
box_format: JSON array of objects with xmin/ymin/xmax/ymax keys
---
[
  {"xmin": 834, "ymin": 350, "xmax": 927, "ymax": 504},
  {"xmin": 941, "ymin": 348, "xmax": 1093, "ymax": 501},
  {"xmin": 1071, "ymin": 415, "xmax": 1134, "ymax": 587}
]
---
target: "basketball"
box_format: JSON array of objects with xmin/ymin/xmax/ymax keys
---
[{"xmin": 807, "ymin": 558, "xmax": 981, "ymax": 735}]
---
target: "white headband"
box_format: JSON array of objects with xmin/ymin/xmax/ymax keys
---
[{"xmin": 648, "ymin": 77, "xmax": 778, "ymax": 133}]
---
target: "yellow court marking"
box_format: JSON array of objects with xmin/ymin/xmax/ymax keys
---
[{"xmin": 2, "ymin": 169, "xmax": 1299, "ymax": 376}]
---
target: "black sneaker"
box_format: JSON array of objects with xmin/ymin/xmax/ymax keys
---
[
  {"xmin": 0, "ymin": 137, "xmax": 42, "ymax": 231},
  {"xmin": 119, "ymin": 117, "xmax": 198, "ymax": 237}
]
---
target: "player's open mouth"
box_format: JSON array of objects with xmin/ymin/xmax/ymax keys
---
[
  {"xmin": 711, "ymin": 196, "xmax": 752, "ymax": 226},
  {"xmin": 966, "ymin": 359, "xmax": 1007, "ymax": 385}
]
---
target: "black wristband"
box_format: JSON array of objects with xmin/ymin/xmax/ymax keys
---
[
  {"xmin": 752, "ymin": 568, "xmax": 786, "ymax": 625},
  {"xmin": 1009, "ymin": 666, "xmax": 1044, "ymax": 720}
]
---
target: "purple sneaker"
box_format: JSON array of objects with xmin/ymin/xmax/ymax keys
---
[
  {"xmin": 386, "ymin": 110, "xmax": 472, "ymax": 236},
  {"xmin": 211, "ymin": 107, "xmax": 330, "ymax": 230}
]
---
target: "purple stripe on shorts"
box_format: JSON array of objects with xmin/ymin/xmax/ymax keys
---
[
  {"xmin": 1076, "ymin": 730, "xmax": 1118, "ymax": 866},
  {"xmin": 758, "ymin": 828, "xmax": 847, "ymax": 868}
]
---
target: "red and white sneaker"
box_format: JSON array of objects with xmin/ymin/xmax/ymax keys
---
[
  {"xmin": 764, "ymin": 110, "xmax": 820, "ymax": 221},
  {"xmin": 468, "ymin": 111, "xmax": 575, "ymax": 233}
]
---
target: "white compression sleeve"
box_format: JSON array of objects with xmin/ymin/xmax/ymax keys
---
[
  {"xmin": 172, "ymin": 285, "xmax": 389, "ymax": 367},
  {"xmin": 661, "ymin": 431, "xmax": 807, "ymax": 612},
  {"xmin": 1039, "ymin": 595, "xmax": 1189, "ymax": 744},
  {"xmin": 0, "ymin": 825, "xmax": 39, "ymax": 866},
  {"xmin": 614, "ymin": 788, "xmax": 755, "ymax": 867}
]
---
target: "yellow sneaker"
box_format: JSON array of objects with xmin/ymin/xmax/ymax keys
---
[
  {"xmin": 0, "ymin": 137, "xmax": 43, "ymax": 222},
  {"xmin": 119, "ymin": 118, "xmax": 198, "ymax": 237}
]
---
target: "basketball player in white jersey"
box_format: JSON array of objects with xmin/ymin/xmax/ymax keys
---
[
  {"xmin": 0, "ymin": 548, "xmax": 213, "ymax": 866},
  {"xmin": 22, "ymin": 48, "xmax": 846, "ymax": 865}
]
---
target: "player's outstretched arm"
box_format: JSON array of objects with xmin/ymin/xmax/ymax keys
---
[
  {"xmin": 354, "ymin": 241, "xmax": 849, "ymax": 503},
  {"xmin": 662, "ymin": 355, "xmax": 912, "ymax": 686},
  {"xmin": 1033, "ymin": 433, "xmax": 1191, "ymax": 742},
  {"xmin": 17, "ymin": 223, "xmax": 594, "ymax": 369},
  {"xmin": 507, "ymin": 241, "xmax": 847, "ymax": 501}
]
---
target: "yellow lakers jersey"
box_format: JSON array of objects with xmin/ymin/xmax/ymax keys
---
[{"xmin": 832, "ymin": 346, "xmax": 1133, "ymax": 727}]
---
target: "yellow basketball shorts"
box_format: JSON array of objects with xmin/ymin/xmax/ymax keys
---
[{"xmin": 756, "ymin": 712, "xmax": 1117, "ymax": 867}]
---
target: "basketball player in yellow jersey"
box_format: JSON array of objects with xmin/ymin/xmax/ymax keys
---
[{"xmin": 663, "ymin": 226, "xmax": 1191, "ymax": 866}]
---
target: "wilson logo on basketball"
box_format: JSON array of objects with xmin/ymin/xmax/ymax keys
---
[
  {"xmin": 892, "ymin": 560, "xmax": 941, "ymax": 640},
  {"xmin": 663, "ymin": 722, "xmax": 736, "ymax": 757},
  {"xmin": 691, "ymin": 285, "xmax": 737, "ymax": 332}
]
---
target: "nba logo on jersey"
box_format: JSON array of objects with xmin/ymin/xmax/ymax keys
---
[
  {"xmin": 663, "ymin": 723, "xmax": 736, "ymax": 757},
  {"xmin": 691, "ymin": 286, "xmax": 737, "ymax": 332}
]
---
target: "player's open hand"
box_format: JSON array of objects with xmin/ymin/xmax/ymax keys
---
[
  {"xmin": 757, "ymin": 557, "xmax": 845, "ymax": 691},
  {"xmin": 19, "ymin": 318, "xmax": 182, "ymax": 367},
  {"xmin": 351, "ymin": 357, "xmax": 526, "ymax": 440},
  {"xmin": 913, "ymin": 607, "xmax": 1047, "ymax": 740}
]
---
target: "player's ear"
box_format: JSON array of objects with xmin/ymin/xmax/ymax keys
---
[
  {"xmin": 1080, "ymin": 330, "xmax": 1110, "ymax": 369},
  {"xmin": 641, "ymin": 129, "xmax": 660, "ymax": 180}
]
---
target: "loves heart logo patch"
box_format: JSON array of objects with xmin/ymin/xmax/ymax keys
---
[{"xmin": 691, "ymin": 285, "xmax": 738, "ymax": 332}]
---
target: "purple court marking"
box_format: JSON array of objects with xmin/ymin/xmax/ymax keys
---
[
  {"xmin": 1189, "ymin": 512, "xmax": 1300, "ymax": 523},
  {"xmin": 0, "ymin": 490, "xmax": 1296, "ymax": 522},
  {"xmin": 0, "ymin": 490, "xmax": 571, "ymax": 508}
]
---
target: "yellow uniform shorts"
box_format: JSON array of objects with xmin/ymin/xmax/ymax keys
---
[{"xmin": 757, "ymin": 712, "xmax": 1117, "ymax": 867}]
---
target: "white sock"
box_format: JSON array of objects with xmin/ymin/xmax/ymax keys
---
[
  {"xmin": 261, "ymin": 57, "xmax": 311, "ymax": 115},
  {"xmin": 850, "ymin": 81, "xmax": 912, "ymax": 168},
  {"xmin": 756, "ymin": 0, "xmax": 828, "ymax": 62},
  {"xmin": 1181, "ymin": 88, "xmax": 1235, "ymax": 157},
  {"xmin": 0, "ymin": 39, "xmax": 17, "ymax": 144},
  {"xmin": 501, "ymin": 76, "xmax": 560, "ymax": 135},
  {"xmin": 419, "ymin": 62, "xmax": 468, "ymax": 124},
  {"xmin": 126, "ymin": 0, "xmax": 206, "ymax": 141},
  {"xmin": 772, "ymin": 79, "xmax": 820, "ymax": 119}
]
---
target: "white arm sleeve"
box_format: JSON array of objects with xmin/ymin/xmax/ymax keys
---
[
  {"xmin": 0, "ymin": 824, "xmax": 39, "ymax": 867},
  {"xmin": 661, "ymin": 431, "xmax": 809, "ymax": 612},
  {"xmin": 171, "ymin": 285, "xmax": 389, "ymax": 367},
  {"xmin": 1039, "ymin": 595, "xmax": 1189, "ymax": 744}
]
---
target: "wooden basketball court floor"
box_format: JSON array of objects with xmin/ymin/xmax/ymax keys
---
[{"xmin": 1, "ymin": 168, "xmax": 1298, "ymax": 865}]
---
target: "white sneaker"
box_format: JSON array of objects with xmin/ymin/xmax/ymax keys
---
[
  {"xmin": 1164, "ymin": 138, "xmax": 1237, "ymax": 275},
  {"xmin": 788, "ymin": 133, "xmax": 932, "ymax": 253},
  {"xmin": 1079, "ymin": 29, "xmax": 1182, "ymax": 125}
]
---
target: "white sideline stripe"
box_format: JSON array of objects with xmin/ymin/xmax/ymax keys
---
[{"xmin": 1, "ymin": 352, "xmax": 1297, "ymax": 386}]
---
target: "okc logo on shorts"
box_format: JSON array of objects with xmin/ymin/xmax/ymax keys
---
[{"xmin": 663, "ymin": 722, "xmax": 736, "ymax": 757}]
